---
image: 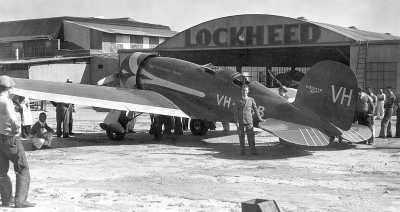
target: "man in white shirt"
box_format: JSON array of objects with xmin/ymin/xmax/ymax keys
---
[{"xmin": 0, "ymin": 76, "xmax": 35, "ymax": 208}]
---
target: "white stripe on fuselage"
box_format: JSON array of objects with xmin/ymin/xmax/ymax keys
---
[{"xmin": 141, "ymin": 69, "xmax": 205, "ymax": 98}]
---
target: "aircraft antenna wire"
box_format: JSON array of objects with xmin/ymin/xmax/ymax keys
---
[{"xmin": 266, "ymin": 68, "xmax": 284, "ymax": 87}]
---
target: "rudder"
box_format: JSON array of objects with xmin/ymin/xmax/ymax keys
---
[{"xmin": 294, "ymin": 61, "xmax": 358, "ymax": 131}]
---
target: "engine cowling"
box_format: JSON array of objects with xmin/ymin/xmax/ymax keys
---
[{"xmin": 119, "ymin": 52, "xmax": 156, "ymax": 89}]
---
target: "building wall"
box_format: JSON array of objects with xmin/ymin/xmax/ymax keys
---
[
  {"xmin": 89, "ymin": 56, "xmax": 119, "ymax": 85},
  {"xmin": 29, "ymin": 63, "xmax": 90, "ymax": 84},
  {"xmin": 350, "ymin": 43, "xmax": 400, "ymax": 93},
  {"xmin": 64, "ymin": 21, "xmax": 91, "ymax": 49},
  {"xmin": 0, "ymin": 40, "xmax": 60, "ymax": 60}
]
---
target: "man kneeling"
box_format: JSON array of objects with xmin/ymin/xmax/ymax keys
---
[{"xmin": 30, "ymin": 112, "xmax": 55, "ymax": 149}]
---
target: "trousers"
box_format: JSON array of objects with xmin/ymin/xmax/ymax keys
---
[
  {"xmin": 237, "ymin": 123, "xmax": 256, "ymax": 154},
  {"xmin": 0, "ymin": 134, "xmax": 30, "ymax": 205},
  {"xmin": 379, "ymin": 108, "xmax": 393, "ymax": 137},
  {"xmin": 56, "ymin": 104, "xmax": 70, "ymax": 136}
]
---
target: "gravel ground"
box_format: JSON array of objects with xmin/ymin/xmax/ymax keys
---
[{"xmin": 2, "ymin": 104, "xmax": 399, "ymax": 212}]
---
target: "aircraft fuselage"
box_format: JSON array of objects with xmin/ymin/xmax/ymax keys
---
[{"xmin": 123, "ymin": 55, "xmax": 327, "ymax": 130}]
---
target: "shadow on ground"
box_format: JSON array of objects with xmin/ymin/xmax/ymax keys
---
[{"xmin": 21, "ymin": 130, "xmax": 315, "ymax": 160}]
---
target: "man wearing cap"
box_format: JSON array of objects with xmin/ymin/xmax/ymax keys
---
[{"xmin": 0, "ymin": 75, "xmax": 35, "ymax": 208}]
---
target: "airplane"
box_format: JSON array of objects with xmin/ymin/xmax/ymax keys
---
[{"xmin": 9, "ymin": 52, "xmax": 372, "ymax": 146}]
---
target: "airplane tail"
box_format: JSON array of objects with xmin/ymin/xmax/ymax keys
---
[{"xmin": 293, "ymin": 61, "xmax": 358, "ymax": 131}]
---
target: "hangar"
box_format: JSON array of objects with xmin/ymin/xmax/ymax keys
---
[
  {"xmin": 150, "ymin": 14, "xmax": 400, "ymax": 93},
  {"xmin": 0, "ymin": 16, "xmax": 177, "ymax": 84}
]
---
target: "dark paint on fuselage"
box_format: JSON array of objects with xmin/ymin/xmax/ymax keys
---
[{"xmin": 129, "ymin": 56, "xmax": 325, "ymax": 129}]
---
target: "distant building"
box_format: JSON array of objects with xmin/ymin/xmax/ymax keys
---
[
  {"xmin": 0, "ymin": 16, "xmax": 177, "ymax": 84},
  {"xmin": 0, "ymin": 16, "xmax": 176, "ymax": 59}
]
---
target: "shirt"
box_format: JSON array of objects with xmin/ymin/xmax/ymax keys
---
[
  {"xmin": 384, "ymin": 91, "xmax": 396, "ymax": 108},
  {"xmin": 30, "ymin": 120, "xmax": 54, "ymax": 138},
  {"xmin": 0, "ymin": 92, "xmax": 20, "ymax": 136},
  {"xmin": 356, "ymin": 92, "xmax": 372, "ymax": 113},
  {"xmin": 234, "ymin": 96, "xmax": 263, "ymax": 124}
]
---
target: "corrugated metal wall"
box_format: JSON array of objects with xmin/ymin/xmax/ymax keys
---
[{"xmin": 0, "ymin": 40, "xmax": 59, "ymax": 60}]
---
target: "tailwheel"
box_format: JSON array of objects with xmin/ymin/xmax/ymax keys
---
[{"xmin": 190, "ymin": 119, "xmax": 209, "ymax": 136}]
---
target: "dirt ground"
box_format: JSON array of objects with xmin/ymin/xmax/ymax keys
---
[{"xmin": 2, "ymin": 104, "xmax": 400, "ymax": 212}]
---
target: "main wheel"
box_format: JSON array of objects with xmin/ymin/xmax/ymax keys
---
[
  {"xmin": 106, "ymin": 129, "xmax": 127, "ymax": 141},
  {"xmin": 190, "ymin": 119, "xmax": 209, "ymax": 136}
]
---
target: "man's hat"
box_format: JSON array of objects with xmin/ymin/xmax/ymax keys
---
[{"xmin": 0, "ymin": 75, "xmax": 15, "ymax": 88}]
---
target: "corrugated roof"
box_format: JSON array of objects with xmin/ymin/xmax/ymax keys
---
[
  {"xmin": 65, "ymin": 21, "xmax": 177, "ymax": 37},
  {"xmin": 0, "ymin": 35, "xmax": 53, "ymax": 42},
  {"xmin": 309, "ymin": 21, "xmax": 400, "ymax": 41},
  {"xmin": 0, "ymin": 18, "xmax": 62, "ymax": 42},
  {"xmin": 0, "ymin": 56, "xmax": 92, "ymax": 65},
  {"xmin": 0, "ymin": 16, "xmax": 174, "ymax": 42}
]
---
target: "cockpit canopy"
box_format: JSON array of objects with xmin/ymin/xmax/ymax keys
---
[
  {"xmin": 200, "ymin": 64, "xmax": 249, "ymax": 86},
  {"xmin": 202, "ymin": 63, "xmax": 220, "ymax": 75},
  {"xmin": 231, "ymin": 73, "xmax": 250, "ymax": 87}
]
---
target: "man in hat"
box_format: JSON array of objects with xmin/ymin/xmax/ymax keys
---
[{"xmin": 0, "ymin": 75, "xmax": 35, "ymax": 208}]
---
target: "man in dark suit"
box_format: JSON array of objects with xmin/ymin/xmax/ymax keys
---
[{"xmin": 234, "ymin": 84, "xmax": 264, "ymax": 155}]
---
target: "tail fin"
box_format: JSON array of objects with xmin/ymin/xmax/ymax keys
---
[{"xmin": 294, "ymin": 61, "xmax": 358, "ymax": 131}]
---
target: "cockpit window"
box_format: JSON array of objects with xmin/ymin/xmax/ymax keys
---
[
  {"xmin": 202, "ymin": 64, "xmax": 219, "ymax": 75},
  {"xmin": 232, "ymin": 74, "xmax": 250, "ymax": 87}
]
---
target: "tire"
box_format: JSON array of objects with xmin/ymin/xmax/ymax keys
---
[
  {"xmin": 106, "ymin": 129, "xmax": 126, "ymax": 141},
  {"xmin": 190, "ymin": 119, "xmax": 209, "ymax": 136}
]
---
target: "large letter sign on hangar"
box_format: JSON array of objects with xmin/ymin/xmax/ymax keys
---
[
  {"xmin": 157, "ymin": 15, "xmax": 354, "ymax": 51},
  {"xmin": 185, "ymin": 23, "xmax": 321, "ymax": 48}
]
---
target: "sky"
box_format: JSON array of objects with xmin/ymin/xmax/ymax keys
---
[{"xmin": 1, "ymin": 0, "xmax": 399, "ymax": 36}]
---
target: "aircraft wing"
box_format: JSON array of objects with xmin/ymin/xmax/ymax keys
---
[
  {"xmin": 340, "ymin": 123, "xmax": 372, "ymax": 143},
  {"xmin": 258, "ymin": 118, "xmax": 330, "ymax": 146},
  {"xmin": 11, "ymin": 78, "xmax": 188, "ymax": 118}
]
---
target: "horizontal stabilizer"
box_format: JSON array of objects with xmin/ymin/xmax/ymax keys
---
[
  {"xmin": 258, "ymin": 118, "xmax": 330, "ymax": 146},
  {"xmin": 97, "ymin": 73, "xmax": 119, "ymax": 85},
  {"xmin": 340, "ymin": 123, "xmax": 372, "ymax": 143}
]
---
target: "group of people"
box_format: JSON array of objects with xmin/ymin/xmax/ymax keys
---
[
  {"xmin": 149, "ymin": 115, "xmax": 190, "ymax": 141},
  {"xmin": 355, "ymin": 86, "xmax": 399, "ymax": 145},
  {"xmin": 0, "ymin": 76, "xmax": 77, "ymax": 208},
  {"xmin": 0, "ymin": 76, "xmax": 36, "ymax": 208},
  {"xmin": 12, "ymin": 96, "xmax": 55, "ymax": 150}
]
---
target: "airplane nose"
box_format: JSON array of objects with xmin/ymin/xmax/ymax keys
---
[{"xmin": 121, "ymin": 52, "xmax": 156, "ymax": 75}]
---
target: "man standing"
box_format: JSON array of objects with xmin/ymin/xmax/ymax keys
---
[
  {"xmin": 66, "ymin": 79, "xmax": 74, "ymax": 135},
  {"xmin": 0, "ymin": 75, "xmax": 35, "ymax": 208},
  {"xmin": 356, "ymin": 88, "xmax": 375, "ymax": 144},
  {"xmin": 234, "ymin": 84, "xmax": 264, "ymax": 155},
  {"xmin": 379, "ymin": 86, "xmax": 396, "ymax": 138},
  {"xmin": 395, "ymin": 100, "xmax": 400, "ymax": 138},
  {"xmin": 55, "ymin": 102, "xmax": 70, "ymax": 138},
  {"xmin": 366, "ymin": 87, "xmax": 377, "ymax": 142},
  {"xmin": 376, "ymin": 89, "xmax": 386, "ymax": 119}
]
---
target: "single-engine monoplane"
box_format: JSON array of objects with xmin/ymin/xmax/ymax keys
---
[{"xmin": 10, "ymin": 52, "xmax": 371, "ymax": 146}]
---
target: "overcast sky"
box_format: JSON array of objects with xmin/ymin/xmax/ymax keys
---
[{"xmin": 1, "ymin": 0, "xmax": 399, "ymax": 36}]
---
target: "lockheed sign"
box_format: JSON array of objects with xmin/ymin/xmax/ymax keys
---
[{"xmin": 185, "ymin": 23, "xmax": 321, "ymax": 48}]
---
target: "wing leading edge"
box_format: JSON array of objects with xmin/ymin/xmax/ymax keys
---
[
  {"xmin": 258, "ymin": 118, "xmax": 330, "ymax": 146},
  {"xmin": 12, "ymin": 78, "xmax": 188, "ymax": 118}
]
